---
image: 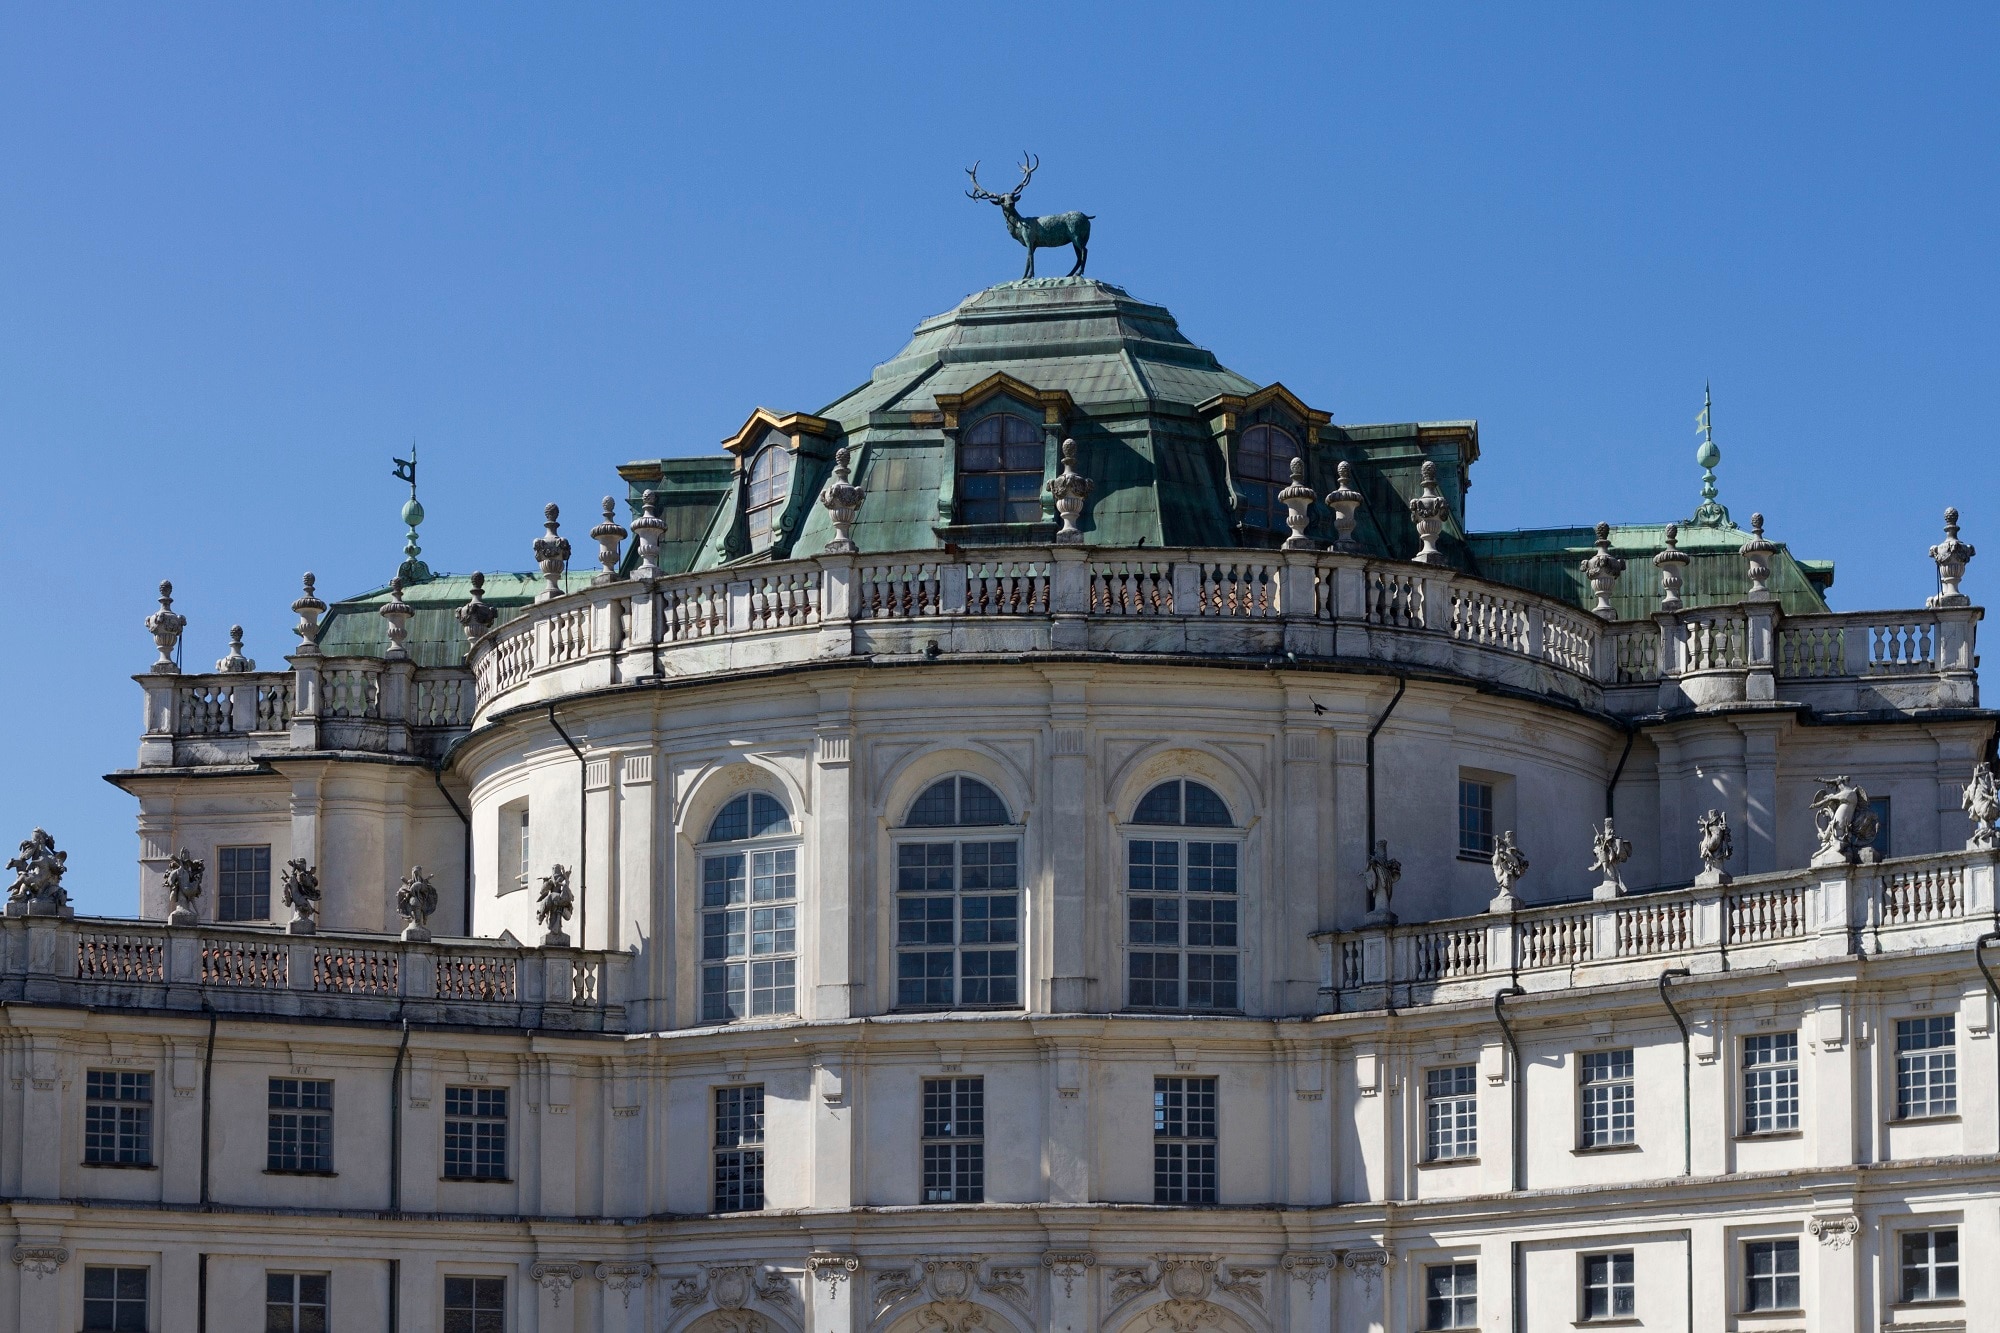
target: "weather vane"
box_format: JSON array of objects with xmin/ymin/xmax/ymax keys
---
[
  {"xmin": 1686, "ymin": 382, "xmax": 1733, "ymax": 529},
  {"xmin": 392, "ymin": 442, "xmax": 431, "ymax": 581},
  {"xmin": 965, "ymin": 152, "xmax": 1094, "ymax": 280}
]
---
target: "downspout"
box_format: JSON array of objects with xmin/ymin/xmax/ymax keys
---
[
  {"xmin": 388, "ymin": 1258, "xmax": 400, "ymax": 1333},
  {"xmin": 197, "ymin": 1252, "xmax": 208, "ymax": 1333},
  {"xmin": 389, "ymin": 1018, "xmax": 412, "ymax": 1213},
  {"xmin": 199, "ymin": 1003, "xmax": 218, "ymax": 1208},
  {"xmin": 1659, "ymin": 968, "xmax": 1692, "ymax": 1176},
  {"xmin": 1495, "ymin": 985, "xmax": 1526, "ymax": 1191},
  {"xmin": 432, "ymin": 765, "xmax": 471, "ymax": 936},
  {"xmin": 1365, "ymin": 677, "xmax": 1408, "ymax": 851},
  {"xmin": 547, "ymin": 703, "xmax": 588, "ymax": 948},
  {"xmin": 1680, "ymin": 1227, "xmax": 1694, "ymax": 1333},
  {"xmin": 1605, "ymin": 727, "xmax": 1636, "ymax": 820}
]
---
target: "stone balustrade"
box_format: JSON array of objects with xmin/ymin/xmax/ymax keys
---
[
  {"xmin": 0, "ymin": 915, "xmax": 628, "ymax": 1030},
  {"xmin": 1313, "ymin": 847, "xmax": 1999, "ymax": 1011},
  {"xmin": 137, "ymin": 659, "xmax": 477, "ymax": 767}
]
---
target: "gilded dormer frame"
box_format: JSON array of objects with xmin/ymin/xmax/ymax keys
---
[
  {"xmin": 932, "ymin": 373, "xmax": 1076, "ymax": 535},
  {"xmin": 714, "ymin": 408, "xmax": 841, "ymax": 561},
  {"xmin": 1198, "ymin": 384, "xmax": 1333, "ymax": 546}
]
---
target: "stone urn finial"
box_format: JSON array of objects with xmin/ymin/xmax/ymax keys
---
[
  {"xmin": 591, "ymin": 496, "xmax": 628, "ymax": 584},
  {"xmin": 533, "ymin": 503, "xmax": 571, "ymax": 603},
  {"xmin": 1278, "ymin": 455, "xmax": 1317, "ymax": 551},
  {"xmin": 145, "ymin": 580, "xmax": 187, "ymax": 674},
  {"xmin": 1929, "ymin": 506, "xmax": 1975, "ymax": 608},
  {"xmin": 291, "ymin": 572, "xmax": 327, "ymax": 655},
  {"xmin": 397, "ymin": 866, "xmax": 439, "ymax": 941},
  {"xmin": 163, "ymin": 848, "xmax": 204, "ymax": 926},
  {"xmin": 630, "ymin": 490, "xmax": 666, "ymax": 579},
  {"xmin": 1047, "ymin": 438, "xmax": 1094, "ymax": 544},
  {"xmin": 819, "ymin": 447, "xmax": 866, "ymax": 554},
  {"xmin": 1652, "ymin": 522, "xmax": 1691, "ymax": 613},
  {"xmin": 1580, "ymin": 522, "xmax": 1626, "ymax": 619},
  {"xmin": 1325, "ymin": 460, "xmax": 1363, "ymax": 551},
  {"xmin": 1740, "ymin": 512, "xmax": 1778, "ymax": 600},
  {"xmin": 215, "ymin": 625, "xmax": 256, "ymax": 674},
  {"xmin": 456, "ymin": 571, "xmax": 498, "ymax": 648},
  {"xmin": 1408, "ymin": 461, "xmax": 1450, "ymax": 565},
  {"xmin": 379, "ymin": 576, "xmax": 414, "ymax": 661}
]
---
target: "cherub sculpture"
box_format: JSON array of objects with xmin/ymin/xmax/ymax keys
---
[
  {"xmin": 1696, "ymin": 809, "xmax": 1733, "ymax": 886},
  {"xmin": 1587, "ymin": 818, "xmax": 1633, "ymax": 900},
  {"xmin": 1962, "ymin": 763, "xmax": 2000, "ymax": 850},
  {"xmin": 1489, "ymin": 830, "xmax": 1529, "ymax": 913},
  {"xmin": 6, "ymin": 827, "xmax": 70, "ymax": 915},
  {"xmin": 1811, "ymin": 775, "xmax": 1879, "ymax": 864},
  {"xmin": 1361, "ymin": 841, "xmax": 1401, "ymax": 925},
  {"xmin": 163, "ymin": 848, "xmax": 204, "ymax": 925},
  {"xmin": 281, "ymin": 859, "xmax": 321, "ymax": 933},
  {"xmin": 397, "ymin": 866, "xmax": 438, "ymax": 941},
  {"xmin": 536, "ymin": 864, "xmax": 575, "ymax": 947}
]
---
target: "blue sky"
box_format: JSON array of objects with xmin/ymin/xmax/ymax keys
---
[{"xmin": 3, "ymin": 5, "xmax": 1995, "ymax": 914}]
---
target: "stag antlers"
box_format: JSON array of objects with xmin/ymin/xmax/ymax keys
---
[{"xmin": 965, "ymin": 152, "xmax": 1039, "ymax": 202}]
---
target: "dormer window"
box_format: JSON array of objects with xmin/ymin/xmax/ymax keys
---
[
  {"xmin": 1236, "ymin": 425, "xmax": 1300, "ymax": 532},
  {"xmin": 957, "ymin": 414, "xmax": 1043, "ymax": 525},
  {"xmin": 745, "ymin": 441, "xmax": 792, "ymax": 550}
]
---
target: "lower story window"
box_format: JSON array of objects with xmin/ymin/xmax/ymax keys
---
[
  {"xmin": 922, "ymin": 1076, "xmax": 985, "ymax": 1203},
  {"xmin": 1900, "ymin": 1227, "xmax": 1959, "ymax": 1304},
  {"xmin": 84, "ymin": 1266, "xmax": 148, "ymax": 1333},
  {"xmin": 443, "ymin": 1086, "xmax": 508, "ymax": 1181},
  {"xmin": 1743, "ymin": 1239, "xmax": 1800, "ymax": 1312},
  {"xmin": 266, "ymin": 1272, "xmax": 328, "ymax": 1333},
  {"xmin": 714, "ymin": 1084, "xmax": 766, "ymax": 1212},
  {"xmin": 1425, "ymin": 1263, "xmax": 1477, "ymax": 1329},
  {"xmin": 1153, "ymin": 1075, "xmax": 1217, "ymax": 1203},
  {"xmin": 443, "ymin": 1276, "xmax": 505, "ymax": 1333},
  {"xmin": 1581, "ymin": 1251, "xmax": 1634, "ymax": 1321}
]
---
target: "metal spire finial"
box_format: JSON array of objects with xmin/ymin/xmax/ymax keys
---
[
  {"xmin": 393, "ymin": 440, "xmax": 432, "ymax": 582},
  {"xmin": 1686, "ymin": 381, "xmax": 1734, "ymax": 529}
]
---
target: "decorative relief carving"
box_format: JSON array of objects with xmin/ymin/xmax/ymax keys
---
[
  {"xmin": 809, "ymin": 1253, "xmax": 860, "ymax": 1292},
  {"xmin": 12, "ymin": 1245, "xmax": 68, "ymax": 1278},
  {"xmin": 1041, "ymin": 1251, "xmax": 1095, "ymax": 1300},
  {"xmin": 1280, "ymin": 1252, "xmax": 1332, "ymax": 1300},
  {"xmin": 1809, "ymin": 1215, "xmax": 1860, "ymax": 1248},
  {"xmin": 594, "ymin": 1263, "xmax": 650, "ymax": 1310},
  {"xmin": 1342, "ymin": 1248, "xmax": 1391, "ymax": 1299},
  {"xmin": 529, "ymin": 1262, "xmax": 583, "ymax": 1307}
]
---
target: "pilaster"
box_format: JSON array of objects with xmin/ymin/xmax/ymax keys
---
[
  {"xmin": 1737, "ymin": 719, "xmax": 1783, "ymax": 873},
  {"xmin": 812, "ymin": 691, "xmax": 855, "ymax": 1020},
  {"xmin": 1041, "ymin": 668, "xmax": 1092, "ymax": 1012}
]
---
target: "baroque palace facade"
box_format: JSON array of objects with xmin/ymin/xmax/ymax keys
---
[{"xmin": 2, "ymin": 276, "xmax": 1995, "ymax": 1333}]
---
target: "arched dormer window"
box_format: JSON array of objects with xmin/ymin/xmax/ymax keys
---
[
  {"xmin": 1125, "ymin": 779, "xmax": 1240, "ymax": 1012},
  {"xmin": 896, "ymin": 776, "xmax": 1020, "ymax": 1009},
  {"xmin": 957, "ymin": 414, "xmax": 1043, "ymax": 525},
  {"xmin": 1236, "ymin": 424, "xmax": 1299, "ymax": 533},
  {"xmin": 745, "ymin": 441, "xmax": 792, "ymax": 550},
  {"xmin": 699, "ymin": 791, "xmax": 797, "ymax": 1021}
]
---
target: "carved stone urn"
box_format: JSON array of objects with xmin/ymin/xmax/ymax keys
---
[
  {"xmin": 290, "ymin": 573, "xmax": 327, "ymax": 655},
  {"xmin": 1408, "ymin": 461, "xmax": 1450, "ymax": 564},
  {"xmin": 456, "ymin": 572, "xmax": 498, "ymax": 647},
  {"xmin": 1047, "ymin": 438, "xmax": 1093, "ymax": 544},
  {"xmin": 1278, "ymin": 455, "xmax": 1316, "ymax": 551},
  {"xmin": 145, "ymin": 580, "xmax": 187, "ymax": 673},
  {"xmin": 591, "ymin": 496, "xmax": 628, "ymax": 584},
  {"xmin": 819, "ymin": 448, "xmax": 866, "ymax": 554},
  {"xmin": 1325, "ymin": 461, "xmax": 1363, "ymax": 551},
  {"xmin": 533, "ymin": 503, "xmax": 571, "ymax": 603},
  {"xmin": 1653, "ymin": 523, "xmax": 1690, "ymax": 612},
  {"xmin": 1740, "ymin": 512, "xmax": 1777, "ymax": 600},
  {"xmin": 1929, "ymin": 506, "xmax": 1975, "ymax": 607},
  {"xmin": 379, "ymin": 577, "xmax": 414, "ymax": 662},
  {"xmin": 630, "ymin": 489, "xmax": 666, "ymax": 579},
  {"xmin": 1580, "ymin": 523, "xmax": 1626, "ymax": 619}
]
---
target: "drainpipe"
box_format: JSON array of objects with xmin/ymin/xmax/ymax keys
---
[
  {"xmin": 1365, "ymin": 677, "xmax": 1407, "ymax": 851},
  {"xmin": 432, "ymin": 765, "xmax": 471, "ymax": 935},
  {"xmin": 1679, "ymin": 1227, "xmax": 1694, "ymax": 1333},
  {"xmin": 547, "ymin": 703, "xmax": 588, "ymax": 948},
  {"xmin": 388, "ymin": 1258, "xmax": 400, "ymax": 1333},
  {"xmin": 1605, "ymin": 727, "xmax": 1636, "ymax": 820},
  {"xmin": 1977, "ymin": 934, "xmax": 2000, "ymax": 1143},
  {"xmin": 1659, "ymin": 968, "xmax": 1692, "ymax": 1176},
  {"xmin": 197, "ymin": 1252, "xmax": 208, "ymax": 1333},
  {"xmin": 1495, "ymin": 985, "xmax": 1526, "ymax": 1191},
  {"xmin": 1510, "ymin": 1240, "xmax": 1524, "ymax": 1333},
  {"xmin": 389, "ymin": 1018, "xmax": 412, "ymax": 1213},
  {"xmin": 199, "ymin": 1003, "xmax": 219, "ymax": 1208}
]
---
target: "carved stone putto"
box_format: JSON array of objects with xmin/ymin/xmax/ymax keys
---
[
  {"xmin": 1489, "ymin": 831, "xmax": 1528, "ymax": 913},
  {"xmin": 1361, "ymin": 840, "xmax": 1401, "ymax": 926},
  {"xmin": 536, "ymin": 864, "xmax": 574, "ymax": 947},
  {"xmin": 820, "ymin": 448, "xmax": 867, "ymax": 554},
  {"xmin": 1653, "ymin": 523, "xmax": 1690, "ymax": 612},
  {"xmin": 1929, "ymin": 505, "xmax": 1975, "ymax": 607},
  {"xmin": 163, "ymin": 848, "xmax": 205, "ymax": 926},
  {"xmin": 5, "ymin": 828, "xmax": 71, "ymax": 917},
  {"xmin": 1587, "ymin": 817, "xmax": 1632, "ymax": 901},
  {"xmin": 533, "ymin": 503, "xmax": 571, "ymax": 603},
  {"xmin": 397, "ymin": 866, "xmax": 438, "ymax": 941},
  {"xmin": 1695, "ymin": 809, "xmax": 1734, "ymax": 887},
  {"xmin": 1278, "ymin": 455, "xmax": 1316, "ymax": 551},
  {"xmin": 281, "ymin": 858, "xmax": 321, "ymax": 934},
  {"xmin": 1810, "ymin": 775, "xmax": 1878, "ymax": 867},
  {"xmin": 1580, "ymin": 522, "xmax": 1626, "ymax": 619},
  {"xmin": 1325, "ymin": 461, "xmax": 1363, "ymax": 550},
  {"xmin": 591, "ymin": 496, "xmax": 629, "ymax": 584},
  {"xmin": 145, "ymin": 579, "xmax": 187, "ymax": 673},
  {"xmin": 1962, "ymin": 762, "xmax": 2000, "ymax": 851},
  {"xmin": 1408, "ymin": 461, "xmax": 1450, "ymax": 565}
]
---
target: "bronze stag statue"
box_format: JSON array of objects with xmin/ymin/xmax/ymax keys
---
[{"xmin": 966, "ymin": 153, "xmax": 1093, "ymax": 279}]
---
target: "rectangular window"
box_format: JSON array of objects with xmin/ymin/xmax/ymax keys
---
[
  {"xmin": 1896, "ymin": 1016, "xmax": 1956, "ymax": 1119},
  {"xmin": 443, "ymin": 1276, "xmax": 506, "ymax": 1333},
  {"xmin": 701, "ymin": 849, "xmax": 798, "ymax": 1021},
  {"xmin": 1153, "ymin": 1076, "xmax": 1217, "ymax": 1204},
  {"xmin": 922, "ymin": 1076, "xmax": 984, "ymax": 1204},
  {"xmin": 85, "ymin": 1070, "xmax": 153, "ymax": 1166},
  {"xmin": 267, "ymin": 1077, "xmax": 334, "ymax": 1173},
  {"xmin": 83, "ymin": 1266, "xmax": 149, "ymax": 1333},
  {"xmin": 1580, "ymin": 1049, "xmax": 1636, "ymax": 1148},
  {"xmin": 1581, "ymin": 1251, "xmax": 1635, "ymax": 1321},
  {"xmin": 266, "ymin": 1272, "xmax": 329, "ymax": 1333},
  {"xmin": 1742, "ymin": 1032, "xmax": 1799, "ymax": 1135},
  {"xmin": 1742, "ymin": 1239, "xmax": 1800, "ymax": 1312},
  {"xmin": 1126, "ymin": 838, "xmax": 1239, "ymax": 1012},
  {"xmin": 219, "ymin": 844, "xmax": 273, "ymax": 921},
  {"xmin": 517, "ymin": 807, "xmax": 531, "ymax": 887},
  {"xmin": 1868, "ymin": 796, "xmax": 1892, "ymax": 858},
  {"xmin": 1457, "ymin": 780, "xmax": 1495, "ymax": 858},
  {"xmin": 1425, "ymin": 1262, "xmax": 1478, "ymax": 1329},
  {"xmin": 1899, "ymin": 1227, "xmax": 1959, "ymax": 1303},
  {"xmin": 1424, "ymin": 1065, "xmax": 1478, "ymax": 1161},
  {"xmin": 895, "ymin": 840, "xmax": 1021, "ymax": 1009},
  {"xmin": 443, "ymin": 1086, "xmax": 508, "ymax": 1181},
  {"xmin": 713, "ymin": 1084, "xmax": 765, "ymax": 1212}
]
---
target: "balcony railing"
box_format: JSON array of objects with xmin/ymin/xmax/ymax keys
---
[
  {"xmin": 1313, "ymin": 848, "xmax": 1999, "ymax": 1010},
  {"xmin": 0, "ymin": 916, "xmax": 628, "ymax": 1030}
]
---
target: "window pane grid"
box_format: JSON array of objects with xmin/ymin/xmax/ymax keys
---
[
  {"xmin": 83, "ymin": 1266, "xmax": 149, "ymax": 1333},
  {"xmin": 267, "ymin": 1078, "xmax": 333, "ymax": 1173},
  {"xmin": 921, "ymin": 1077, "xmax": 984, "ymax": 1203},
  {"xmin": 1897, "ymin": 1016, "xmax": 1956, "ymax": 1118},
  {"xmin": 1425, "ymin": 1065, "xmax": 1478, "ymax": 1161},
  {"xmin": 443, "ymin": 1276, "xmax": 506, "ymax": 1333},
  {"xmin": 1127, "ymin": 836, "xmax": 1239, "ymax": 1012},
  {"xmin": 1581, "ymin": 1252, "xmax": 1635, "ymax": 1320},
  {"xmin": 443, "ymin": 1086, "xmax": 508, "ymax": 1180},
  {"xmin": 701, "ymin": 840, "xmax": 798, "ymax": 1023},
  {"xmin": 1457, "ymin": 781, "xmax": 1495, "ymax": 857},
  {"xmin": 1236, "ymin": 425, "xmax": 1300, "ymax": 530},
  {"xmin": 713, "ymin": 1085, "xmax": 765, "ymax": 1212},
  {"xmin": 1743, "ymin": 1240, "xmax": 1800, "ymax": 1312},
  {"xmin": 266, "ymin": 1272, "xmax": 329, "ymax": 1333},
  {"xmin": 1900, "ymin": 1228, "xmax": 1959, "ymax": 1303},
  {"xmin": 1580, "ymin": 1050, "xmax": 1636, "ymax": 1148},
  {"xmin": 957, "ymin": 415, "xmax": 1044, "ymax": 525},
  {"xmin": 85, "ymin": 1070, "xmax": 153, "ymax": 1166},
  {"xmin": 1742, "ymin": 1032, "xmax": 1799, "ymax": 1135},
  {"xmin": 220, "ymin": 844, "xmax": 272, "ymax": 921},
  {"xmin": 1153, "ymin": 1076, "xmax": 1217, "ymax": 1203},
  {"xmin": 1425, "ymin": 1262, "xmax": 1477, "ymax": 1330},
  {"xmin": 895, "ymin": 840, "xmax": 1020, "ymax": 1010}
]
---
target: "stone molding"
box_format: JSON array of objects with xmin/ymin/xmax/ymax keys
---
[{"xmin": 12, "ymin": 1245, "xmax": 68, "ymax": 1278}]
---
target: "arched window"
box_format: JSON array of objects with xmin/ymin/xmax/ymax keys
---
[
  {"xmin": 745, "ymin": 441, "xmax": 792, "ymax": 550},
  {"xmin": 896, "ymin": 776, "xmax": 1020, "ymax": 1009},
  {"xmin": 957, "ymin": 414, "xmax": 1043, "ymax": 525},
  {"xmin": 699, "ymin": 791, "xmax": 797, "ymax": 1022},
  {"xmin": 1235, "ymin": 424, "xmax": 1299, "ymax": 533},
  {"xmin": 1125, "ymin": 779, "xmax": 1239, "ymax": 1011}
]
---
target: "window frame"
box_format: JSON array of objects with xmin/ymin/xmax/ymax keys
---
[
  {"xmin": 266, "ymin": 1271, "xmax": 329, "ymax": 1333},
  {"xmin": 1578, "ymin": 1048, "xmax": 1637, "ymax": 1149},
  {"xmin": 954, "ymin": 410, "xmax": 1046, "ymax": 526},
  {"xmin": 696, "ymin": 791, "xmax": 800, "ymax": 1024},
  {"xmin": 1423, "ymin": 1261, "xmax": 1479, "ymax": 1330},
  {"xmin": 267, "ymin": 1077, "xmax": 335, "ymax": 1175},
  {"xmin": 442, "ymin": 1085, "xmax": 509, "ymax": 1182},
  {"xmin": 1894, "ymin": 1014, "xmax": 1957, "ymax": 1120},
  {"xmin": 1740, "ymin": 1237, "xmax": 1801, "ymax": 1314},
  {"xmin": 442, "ymin": 1274, "xmax": 507, "ymax": 1333},
  {"xmin": 1152, "ymin": 1074, "xmax": 1218, "ymax": 1204},
  {"xmin": 1423, "ymin": 1064, "xmax": 1478, "ymax": 1162},
  {"xmin": 83, "ymin": 1265, "xmax": 150, "ymax": 1333},
  {"xmin": 1897, "ymin": 1225, "xmax": 1960, "ymax": 1305},
  {"xmin": 496, "ymin": 798, "xmax": 530, "ymax": 897},
  {"xmin": 893, "ymin": 776, "xmax": 1023, "ymax": 1012},
  {"xmin": 1121, "ymin": 780, "xmax": 1244, "ymax": 1015},
  {"xmin": 1233, "ymin": 422, "xmax": 1301, "ymax": 533},
  {"xmin": 218, "ymin": 843, "xmax": 273, "ymax": 921},
  {"xmin": 1579, "ymin": 1250, "xmax": 1636, "ymax": 1322},
  {"xmin": 921, "ymin": 1075, "xmax": 985, "ymax": 1204},
  {"xmin": 712, "ymin": 1083, "xmax": 766, "ymax": 1213},
  {"xmin": 744, "ymin": 437, "xmax": 794, "ymax": 550},
  {"xmin": 1456, "ymin": 779, "xmax": 1495, "ymax": 860},
  {"xmin": 1741, "ymin": 1031, "xmax": 1800, "ymax": 1136},
  {"xmin": 84, "ymin": 1069, "xmax": 154, "ymax": 1167}
]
